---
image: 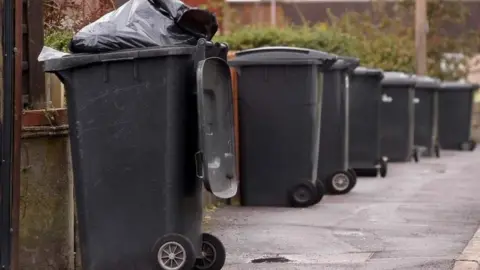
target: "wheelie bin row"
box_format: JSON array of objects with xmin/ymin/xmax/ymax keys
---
[
  {"xmin": 229, "ymin": 47, "xmax": 364, "ymax": 208},
  {"xmin": 42, "ymin": 42, "xmax": 479, "ymax": 270},
  {"xmin": 228, "ymin": 46, "xmax": 479, "ymax": 209}
]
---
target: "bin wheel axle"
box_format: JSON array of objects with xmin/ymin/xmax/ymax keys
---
[
  {"xmin": 460, "ymin": 140, "xmax": 477, "ymax": 151},
  {"xmin": 194, "ymin": 233, "xmax": 226, "ymax": 270},
  {"xmin": 289, "ymin": 182, "xmax": 317, "ymax": 208},
  {"xmin": 326, "ymin": 171, "xmax": 357, "ymax": 195},
  {"xmin": 153, "ymin": 234, "xmax": 196, "ymax": 270},
  {"xmin": 347, "ymin": 168, "xmax": 357, "ymax": 181},
  {"xmin": 312, "ymin": 179, "xmax": 326, "ymax": 205},
  {"xmin": 412, "ymin": 149, "xmax": 419, "ymax": 163},
  {"xmin": 379, "ymin": 159, "xmax": 388, "ymax": 178},
  {"xmin": 434, "ymin": 145, "xmax": 441, "ymax": 158}
]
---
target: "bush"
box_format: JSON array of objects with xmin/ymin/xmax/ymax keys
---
[
  {"xmin": 44, "ymin": 31, "xmax": 73, "ymax": 52},
  {"xmin": 215, "ymin": 25, "xmax": 361, "ymax": 57},
  {"xmin": 215, "ymin": 24, "xmax": 415, "ymax": 73}
]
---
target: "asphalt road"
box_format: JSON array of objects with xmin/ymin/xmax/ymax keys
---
[{"xmin": 208, "ymin": 149, "xmax": 480, "ymax": 270}]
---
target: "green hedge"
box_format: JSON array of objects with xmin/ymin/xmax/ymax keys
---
[
  {"xmin": 44, "ymin": 25, "xmax": 415, "ymax": 73},
  {"xmin": 215, "ymin": 25, "xmax": 361, "ymax": 57},
  {"xmin": 215, "ymin": 25, "xmax": 415, "ymax": 73}
]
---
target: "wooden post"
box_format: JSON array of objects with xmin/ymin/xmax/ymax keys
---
[
  {"xmin": 415, "ymin": 0, "xmax": 428, "ymax": 75},
  {"xmin": 12, "ymin": 0, "xmax": 24, "ymax": 267},
  {"xmin": 25, "ymin": 0, "xmax": 46, "ymax": 109}
]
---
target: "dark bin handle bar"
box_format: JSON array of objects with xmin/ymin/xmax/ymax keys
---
[
  {"xmin": 195, "ymin": 151, "xmax": 205, "ymax": 179},
  {"xmin": 101, "ymin": 57, "xmax": 135, "ymax": 63}
]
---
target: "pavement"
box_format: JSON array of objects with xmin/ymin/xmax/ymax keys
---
[{"xmin": 207, "ymin": 149, "xmax": 480, "ymax": 270}]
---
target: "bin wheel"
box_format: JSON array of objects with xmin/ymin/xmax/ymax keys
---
[
  {"xmin": 153, "ymin": 233, "xmax": 196, "ymax": 270},
  {"xmin": 412, "ymin": 149, "xmax": 419, "ymax": 163},
  {"xmin": 379, "ymin": 160, "xmax": 388, "ymax": 178},
  {"xmin": 194, "ymin": 233, "xmax": 226, "ymax": 270},
  {"xmin": 326, "ymin": 171, "xmax": 356, "ymax": 195},
  {"xmin": 347, "ymin": 168, "xmax": 357, "ymax": 181},
  {"xmin": 311, "ymin": 179, "xmax": 326, "ymax": 205},
  {"xmin": 460, "ymin": 140, "xmax": 476, "ymax": 151},
  {"xmin": 470, "ymin": 140, "xmax": 477, "ymax": 151},
  {"xmin": 464, "ymin": 140, "xmax": 477, "ymax": 151},
  {"xmin": 288, "ymin": 182, "xmax": 317, "ymax": 208},
  {"xmin": 434, "ymin": 144, "xmax": 441, "ymax": 158}
]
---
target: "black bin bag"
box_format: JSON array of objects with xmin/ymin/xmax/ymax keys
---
[{"xmin": 69, "ymin": 0, "xmax": 219, "ymax": 53}]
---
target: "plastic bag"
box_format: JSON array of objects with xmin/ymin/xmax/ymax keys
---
[
  {"xmin": 70, "ymin": 0, "xmax": 218, "ymax": 53},
  {"xmin": 37, "ymin": 46, "xmax": 70, "ymax": 62}
]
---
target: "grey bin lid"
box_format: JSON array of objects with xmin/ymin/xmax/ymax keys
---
[
  {"xmin": 440, "ymin": 81, "xmax": 480, "ymax": 91},
  {"xmin": 330, "ymin": 56, "xmax": 360, "ymax": 71},
  {"xmin": 196, "ymin": 58, "xmax": 238, "ymax": 199},
  {"xmin": 43, "ymin": 45, "xmax": 198, "ymax": 72},
  {"xmin": 229, "ymin": 46, "xmax": 337, "ymax": 67},
  {"xmin": 412, "ymin": 75, "xmax": 441, "ymax": 89},
  {"xmin": 381, "ymin": 71, "xmax": 416, "ymax": 87},
  {"xmin": 353, "ymin": 66, "xmax": 384, "ymax": 78}
]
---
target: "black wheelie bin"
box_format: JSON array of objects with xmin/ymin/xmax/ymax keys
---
[
  {"xmin": 348, "ymin": 67, "xmax": 388, "ymax": 178},
  {"xmin": 412, "ymin": 75, "xmax": 442, "ymax": 158},
  {"xmin": 43, "ymin": 39, "xmax": 238, "ymax": 270},
  {"xmin": 229, "ymin": 46, "xmax": 337, "ymax": 208},
  {"xmin": 438, "ymin": 81, "xmax": 480, "ymax": 151},
  {"xmin": 318, "ymin": 56, "xmax": 360, "ymax": 194},
  {"xmin": 380, "ymin": 72, "xmax": 419, "ymax": 162}
]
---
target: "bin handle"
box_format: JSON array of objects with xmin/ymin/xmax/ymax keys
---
[
  {"xmin": 101, "ymin": 57, "xmax": 135, "ymax": 63},
  {"xmin": 195, "ymin": 151, "xmax": 205, "ymax": 179}
]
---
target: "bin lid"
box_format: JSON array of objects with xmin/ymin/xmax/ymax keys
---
[
  {"xmin": 440, "ymin": 81, "xmax": 480, "ymax": 91},
  {"xmin": 412, "ymin": 75, "xmax": 441, "ymax": 89},
  {"xmin": 43, "ymin": 45, "xmax": 197, "ymax": 71},
  {"xmin": 381, "ymin": 71, "xmax": 416, "ymax": 87},
  {"xmin": 353, "ymin": 66, "xmax": 384, "ymax": 78},
  {"xmin": 330, "ymin": 56, "xmax": 360, "ymax": 71},
  {"xmin": 196, "ymin": 57, "xmax": 238, "ymax": 199},
  {"xmin": 229, "ymin": 46, "xmax": 337, "ymax": 67}
]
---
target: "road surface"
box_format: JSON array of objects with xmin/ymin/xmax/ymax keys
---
[{"xmin": 208, "ymin": 150, "xmax": 480, "ymax": 270}]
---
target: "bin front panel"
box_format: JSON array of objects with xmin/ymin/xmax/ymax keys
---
[
  {"xmin": 318, "ymin": 70, "xmax": 348, "ymax": 182},
  {"xmin": 237, "ymin": 64, "xmax": 321, "ymax": 206},
  {"xmin": 349, "ymin": 75, "xmax": 381, "ymax": 168},
  {"xmin": 196, "ymin": 58, "xmax": 238, "ymax": 199},
  {"xmin": 414, "ymin": 88, "xmax": 435, "ymax": 153},
  {"xmin": 438, "ymin": 90, "xmax": 474, "ymax": 149},
  {"xmin": 380, "ymin": 86, "xmax": 413, "ymax": 161},
  {"xmin": 59, "ymin": 54, "xmax": 203, "ymax": 269}
]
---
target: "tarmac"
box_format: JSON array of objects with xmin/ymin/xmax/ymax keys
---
[{"xmin": 208, "ymin": 149, "xmax": 480, "ymax": 270}]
